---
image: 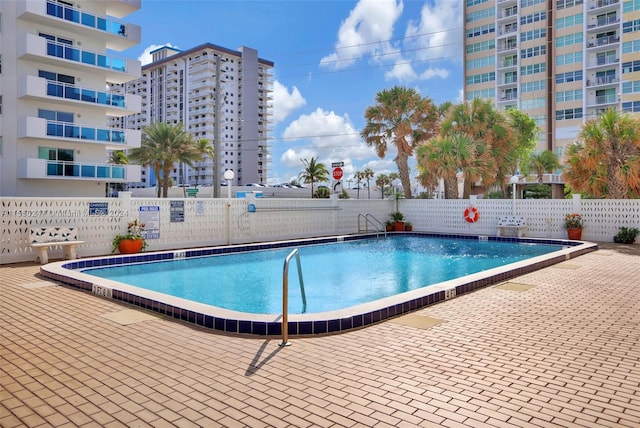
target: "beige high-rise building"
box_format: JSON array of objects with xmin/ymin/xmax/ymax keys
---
[{"xmin": 464, "ymin": 0, "xmax": 640, "ymax": 169}]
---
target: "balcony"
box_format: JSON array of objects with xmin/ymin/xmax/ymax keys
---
[
  {"xmin": 18, "ymin": 76, "xmax": 141, "ymax": 117},
  {"xmin": 587, "ymin": 56, "xmax": 619, "ymax": 69},
  {"xmin": 587, "ymin": 35, "xmax": 620, "ymax": 50},
  {"xmin": 586, "ymin": 15, "xmax": 619, "ymax": 32},
  {"xmin": 586, "ymin": 75, "xmax": 619, "ymax": 87},
  {"xmin": 18, "ymin": 34, "xmax": 141, "ymax": 84},
  {"xmin": 104, "ymin": 0, "xmax": 141, "ymax": 19},
  {"xmin": 18, "ymin": 117, "xmax": 141, "ymax": 148},
  {"xmin": 497, "ymin": 42, "xmax": 517, "ymax": 53},
  {"xmin": 588, "ymin": 0, "xmax": 619, "ymax": 12},
  {"xmin": 587, "ymin": 93, "xmax": 618, "ymax": 107},
  {"xmin": 18, "ymin": 158, "xmax": 141, "ymax": 182},
  {"xmin": 16, "ymin": 0, "xmax": 140, "ymax": 51}
]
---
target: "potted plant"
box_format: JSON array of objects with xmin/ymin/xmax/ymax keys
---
[
  {"xmin": 564, "ymin": 213, "xmax": 584, "ymax": 240},
  {"xmin": 404, "ymin": 222, "xmax": 413, "ymax": 232},
  {"xmin": 390, "ymin": 211, "xmax": 405, "ymax": 231},
  {"xmin": 385, "ymin": 220, "xmax": 394, "ymax": 232},
  {"xmin": 112, "ymin": 219, "xmax": 148, "ymax": 254},
  {"xmin": 613, "ymin": 227, "xmax": 639, "ymax": 244}
]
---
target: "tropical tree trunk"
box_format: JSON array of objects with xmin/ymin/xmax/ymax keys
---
[
  {"xmin": 608, "ymin": 165, "xmax": 628, "ymax": 199},
  {"xmin": 443, "ymin": 176, "xmax": 458, "ymax": 199},
  {"xmin": 463, "ymin": 173, "xmax": 472, "ymax": 199},
  {"xmin": 396, "ymin": 153, "xmax": 412, "ymax": 199},
  {"xmin": 162, "ymin": 166, "xmax": 171, "ymax": 198}
]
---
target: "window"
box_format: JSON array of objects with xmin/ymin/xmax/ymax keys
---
[
  {"xmin": 522, "ymin": 0, "xmax": 545, "ymax": 6},
  {"xmin": 622, "ymin": 80, "xmax": 640, "ymax": 94},
  {"xmin": 466, "ymin": 55, "xmax": 495, "ymax": 70},
  {"xmin": 520, "ymin": 11, "xmax": 546, "ymax": 25},
  {"xmin": 623, "ymin": 19, "xmax": 640, "ymax": 33},
  {"xmin": 557, "ymin": 13, "xmax": 583, "ymax": 29},
  {"xmin": 622, "ymin": 39, "xmax": 640, "ymax": 53},
  {"xmin": 622, "ymin": 101, "xmax": 640, "ymax": 112},
  {"xmin": 556, "ymin": 70, "xmax": 583, "ymax": 84},
  {"xmin": 623, "ymin": 0, "xmax": 640, "ymax": 12},
  {"xmin": 556, "ymin": 0, "xmax": 583, "ymax": 9},
  {"xmin": 38, "ymin": 147, "xmax": 75, "ymax": 176},
  {"xmin": 467, "ymin": 7, "xmax": 494, "ymax": 23},
  {"xmin": 556, "ymin": 32, "xmax": 583, "ymax": 47},
  {"xmin": 521, "ymin": 63, "xmax": 546, "ymax": 76},
  {"xmin": 466, "ymin": 0, "xmax": 488, "ymax": 6},
  {"xmin": 521, "ymin": 28, "xmax": 546, "ymax": 41},
  {"xmin": 466, "ymin": 23, "xmax": 495, "ymax": 38},
  {"xmin": 622, "ymin": 60, "xmax": 640, "ymax": 73},
  {"xmin": 556, "ymin": 89, "xmax": 583, "ymax": 102},
  {"xmin": 521, "ymin": 45, "xmax": 546, "ymax": 58},
  {"xmin": 466, "ymin": 72, "xmax": 495, "ymax": 85},
  {"xmin": 466, "ymin": 40, "xmax": 495, "ymax": 54},
  {"xmin": 521, "ymin": 80, "xmax": 546, "ymax": 93},
  {"xmin": 555, "ymin": 108, "xmax": 583, "ymax": 120},
  {"xmin": 557, "ymin": 51, "xmax": 583, "ymax": 65}
]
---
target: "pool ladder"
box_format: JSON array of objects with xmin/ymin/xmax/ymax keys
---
[
  {"xmin": 357, "ymin": 213, "xmax": 387, "ymax": 238},
  {"xmin": 279, "ymin": 248, "xmax": 306, "ymax": 347}
]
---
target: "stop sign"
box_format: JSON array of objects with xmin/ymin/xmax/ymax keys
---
[{"xmin": 332, "ymin": 167, "xmax": 343, "ymax": 180}]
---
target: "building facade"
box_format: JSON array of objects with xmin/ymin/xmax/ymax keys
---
[
  {"xmin": 0, "ymin": 0, "xmax": 143, "ymax": 197},
  {"xmin": 111, "ymin": 44, "xmax": 274, "ymax": 190},
  {"xmin": 464, "ymin": 0, "xmax": 640, "ymax": 164}
]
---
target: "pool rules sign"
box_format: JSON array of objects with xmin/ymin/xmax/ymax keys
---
[{"xmin": 331, "ymin": 162, "xmax": 344, "ymax": 194}]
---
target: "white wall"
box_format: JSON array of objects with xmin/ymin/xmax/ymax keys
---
[{"xmin": 2, "ymin": 194, "xmax": 638, "ymax": 264}]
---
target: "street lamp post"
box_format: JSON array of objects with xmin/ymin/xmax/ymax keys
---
[
  {"xmin": 224, "ymin": 169, "xmax": 235, "ymax": 245},
  {"xmin": 510, "ymin": 174, "xmax": 519, "ymax": 216}
]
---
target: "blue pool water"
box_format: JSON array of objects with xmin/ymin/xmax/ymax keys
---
[{"xmin": 84, "ymin": 236, "xmax": 562, "ymax": 314}]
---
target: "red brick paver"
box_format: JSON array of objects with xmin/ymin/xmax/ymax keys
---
[{"xmin": 1, "ymin": 243, "xmax": 639, "ymax": 427}]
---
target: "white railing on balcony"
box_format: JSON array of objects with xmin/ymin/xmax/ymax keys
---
[
  {"xmin": 45, "ymin": 0, "xmax": 129, "ymax": 38},
  {"xmin": 586, "ymin": 76, "xmax": 619, "ymax": 86}
]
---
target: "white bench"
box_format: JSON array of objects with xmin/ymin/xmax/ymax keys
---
[
  {"xmin": 497, "ymin": 216, "xmax": 527, "ymax": 237},
  {"xmin": 30, "ymin": 227, "xmax": 85, "ymax": 264}
]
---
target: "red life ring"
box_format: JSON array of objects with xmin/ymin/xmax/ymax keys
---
[{"xmin": 464, "ymin": 206, "xmax": 480, "ymax": 223}]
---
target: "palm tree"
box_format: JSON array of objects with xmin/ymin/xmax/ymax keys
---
[
  {"xmin": 564, "ymin": 109, "xmax": 640, "ymax": 199},
  {"xmin": 440, "ymin": 99, "xmax": 518, "ymax": 198},
  {"xmin": 354, "ymin": 170, "xmax": 364, "ymax": 199},
  {"xmin": 375, "ymin": 173, "xmax": 391, "ymax": 199},
  {"xmin": 361, "ymin": 86, "xmax": 439, "ymax": 199},
  {"xmin": 128, "ymin": 122, "xmax": 201, "ymax": 198},
  {"xmin": 299, "ymin": 157, "xmax": 329, "ymax": 197},
  {"xmin": 526, "ymin": 150, "xmax": 561, "ymax": 183},
  {"xmin": 363, "ymin": 168, "xmax": 374, "ymax": 199},
  {"xmin": 193, "ymin": 138, "xmax": 214, "ymax": 188},
  {"xmin": 417, "ymin": 132, "xmax": 481, "ymax": 199}
]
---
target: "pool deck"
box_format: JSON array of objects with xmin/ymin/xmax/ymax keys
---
[{"xmin": 1, "ymin": 242, "xmax": 639, "ymax": 427}]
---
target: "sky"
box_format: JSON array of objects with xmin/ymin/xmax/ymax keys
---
[{"xmin": 120, "ymin": 0, "xmax": 464, "ymax": 186}]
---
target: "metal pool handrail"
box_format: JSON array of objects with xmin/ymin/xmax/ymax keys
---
[
  {"xmin": 279, "ymin": 248, "xmax": 306, "ymax": 347},
  {"xmin": 358, "ymin": 213, "xmax": 387, "ymax": 238}
]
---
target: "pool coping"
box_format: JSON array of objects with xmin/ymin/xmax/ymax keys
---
[{"xmin": 40, "ymin": 232, "xmax": 598, "ymax": 337}]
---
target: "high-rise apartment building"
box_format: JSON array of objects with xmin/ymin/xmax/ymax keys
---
[
  {"xmin": 0, "ymin": 0, "xmax": 142, "ymax": 197},
  {"xmin": 464, "ymin": 0, "xmax": 640, "ymax": 165},
  {"xmin": 112, "ymin": 44, "xmax": 274, "ymax": 190}
]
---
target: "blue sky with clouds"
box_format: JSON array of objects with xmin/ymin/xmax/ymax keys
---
[{"xmin": 121, "ymin": 0, "xmax": 464, "ymax": 185}]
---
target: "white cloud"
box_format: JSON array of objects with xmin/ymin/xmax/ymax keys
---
[
  {"xmin": 272, "ymin": 81, "xmax": 306, "ymax": 124},
  {"xmin": 279, "ymin": 107, "xmax": 376, "ymax": 168},
  {"xmin": 404, "ymin": 0, "xmax": 463, "ymax": 64},
  {"xmin": 320, "ymin": 0, "xmax": 403, "ymax": 70},
  {"xmin": 384, "ymin": 61, "xmax": 417, "ymax": 82},
  {"xmin": 137, "ymin": 43, "xmax": 180, "ymax": 66}
]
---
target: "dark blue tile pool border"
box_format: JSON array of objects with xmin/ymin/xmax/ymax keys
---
[{"xmin": 42, "ymin": 233, "xmax": 594, "ymax": 337}]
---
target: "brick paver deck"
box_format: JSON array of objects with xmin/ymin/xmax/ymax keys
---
[{"xmin": 2, "ymin": 243, "xmax": 639, "ymax": 427}]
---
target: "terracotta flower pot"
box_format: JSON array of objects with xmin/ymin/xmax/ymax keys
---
[
  {"xmin": 567, "ymin": 228, "xmax": 582, "ymax": 240},
  {"xmin": 118, "ymin": 238, "xmax": 144, "ymax": 254},
  {"xmin": 394, "ymin": 221, "xmax": 405, "ymax": 231}
]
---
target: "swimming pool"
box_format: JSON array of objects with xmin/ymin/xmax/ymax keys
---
[
  {"xmin": 84, "ymin": 236, "xmax": 563, "ymax": 314},
  {"xmin": 41, "ymin": 233, "xmax": 597, "ymax": 336}
]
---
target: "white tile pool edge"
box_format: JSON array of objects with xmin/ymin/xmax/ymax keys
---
[{"xmin": 40, "ymin": 234, "xmax": 598, "ymax": 336}]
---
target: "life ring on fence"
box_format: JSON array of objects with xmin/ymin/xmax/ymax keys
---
[{"xmin": 464, "ymin": 206, "xmax": 480, "ymax": 223}]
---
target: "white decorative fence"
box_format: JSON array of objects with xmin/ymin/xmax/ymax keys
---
[{"xmin": 2, "ymin": 193, "xmax": 639, "ymax": 264}]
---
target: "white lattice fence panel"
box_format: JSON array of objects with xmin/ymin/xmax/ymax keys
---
[
  {"xmin": 336, "ymin": 200, "xmax": 393, "ymax": 234},
  {"xmin": 582, "ymin": 200, "xmax": 640, "ymax": 241}
]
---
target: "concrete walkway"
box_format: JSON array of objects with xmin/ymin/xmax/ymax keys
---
[{"xmin": 1, "ymin": 243, "xmax": 639, "ymax": 427}]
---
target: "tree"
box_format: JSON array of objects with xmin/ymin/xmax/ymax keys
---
[
  {"xmin": 363, "ymin": 168, "xmax": 374, "ymax": 199},
  {"xmin": 375, "ymin": 173, "xmax": 391, "ymax": 199},
  {"xmin": 354, "ymin": 170, "xmax": 365, "ymax": 199},
  {"xmin": 564, "ymin": 109, "xmax": 640, "ymax": 199},
  {"xmin": 361, "ymin": 86, "xmax": 439, "ymax": 199},
  {"xmin": 525, "ymin": 150, "xmax": 561, "ymax": 183},
  {"xmin": 298, "ymin": 157, "xmax": 329, "ymax": 197},
  {"xmin": 439, "ymin": 98, "xmax": 520, "ymax": 198},
  {"xmin": 193, "ymin": 138, "xmax": 214, "ymax": 188},
  {"xmin": 128, "ymin": 122, "xmax": 201, "ymax": 198}
]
